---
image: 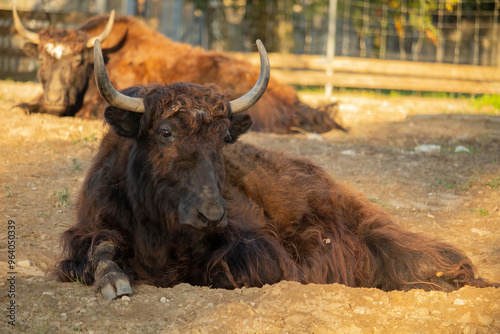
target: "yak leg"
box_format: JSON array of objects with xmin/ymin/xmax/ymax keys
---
[{"xmin": 89, "ymin": 241, "xmax": 132, "ymax": 300}]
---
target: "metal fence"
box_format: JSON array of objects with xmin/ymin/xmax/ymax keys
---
[{"xmin": 1, "ymin": 0, "xmax": 499, "ymax": 83}]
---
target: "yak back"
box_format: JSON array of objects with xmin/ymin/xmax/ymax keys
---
[{"xmin": 78, "ymin": 15, "xmax": 343, "ymax": 133}]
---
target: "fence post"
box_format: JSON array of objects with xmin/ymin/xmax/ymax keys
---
[{"xmin": 325, "ymin": 0, "xmax": 337, "ymax": 98}]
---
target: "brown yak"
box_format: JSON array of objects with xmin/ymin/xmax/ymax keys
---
[
  {"xmin": 54, "ymin": 39, "xmax": 496, "ymax": 300},
  {"xmin": 13, "ymin": 8, "xmax": 344, "ymax": 133}
]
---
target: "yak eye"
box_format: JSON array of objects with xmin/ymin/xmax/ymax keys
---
[
  {"xmin": 224, "ymin": 131, "xmax": 233, "ymax": 143},
  {"xmin": 159, "ymin": 129, "xmax": 173, "ymax": 141}
]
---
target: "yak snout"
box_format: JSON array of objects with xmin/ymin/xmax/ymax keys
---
[
  {"xmin": 178, "ymin": 158, "xmax": 228, "ymax": 230},
  {"xmin": 197, "ymin": 185, "xmax": 227, "ymax": 229},
  {"xmin": 179, "ymin": 188, "xmax": 227, "ymax": 230},
  {"xmin": 42, "ymin": 67, "xmax": 68, "ymax": 113}
]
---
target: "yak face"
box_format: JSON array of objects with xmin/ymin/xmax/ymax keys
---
[
  {"xmin": 13, "ymin": 8, "xmax": 115, "ymax": 116},
  {"xmin": 23, "ymin": 32, "xmax": 94, "ymax": 116},
  {"xmin": 105, "ymin": 84, "xmax": 253, "ymax": 231},
  {"xmin": 93, "ymin": 38, "xmax": 267, "ymax": 231}
]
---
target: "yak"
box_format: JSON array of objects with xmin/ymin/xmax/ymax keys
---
[
  {"xmin": 13, "ymin": 7, "xmax": 344, "ymax": 133},
  {"xmin": 54, "ymin": 39, "xmax": 496, "ymax": 300}
]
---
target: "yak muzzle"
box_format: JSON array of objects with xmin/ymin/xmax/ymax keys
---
[{"xmin": 179, "ymin": 186, "xmax": 228, "ymax": 230}]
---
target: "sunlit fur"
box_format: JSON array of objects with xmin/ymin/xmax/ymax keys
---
[
  {"xmin": 54, "ymin": 82, "xmax": 495, "ymax": 292},
  {"xmin": 18, "ymin": 14, "xmax": 343, "ymax": 133}
]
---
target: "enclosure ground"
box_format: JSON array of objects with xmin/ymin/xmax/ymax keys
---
[{"xmin": 0, "ymin": 81, "xmax": 499, "ymax": 333}]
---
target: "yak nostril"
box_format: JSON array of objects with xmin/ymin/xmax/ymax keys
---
[
  {"xmin": 197, "ymin": 201, "xmax": 227, "ymax": 229},
  {"xmin": 198, "ymin": 207, "xmax": 225, "ymax": 225}
]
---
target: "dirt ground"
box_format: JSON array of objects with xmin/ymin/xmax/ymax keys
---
[{"xmin": 0, "ymin": 80, "xmax": 499, "ymax": 333}]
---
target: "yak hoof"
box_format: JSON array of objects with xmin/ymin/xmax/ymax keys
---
[
  {"xmin": 100, "ymin": 278, "xmax": 132, "ymax": 300},
  {"xmin": 116, "ymin": 278, "xmax": 133, "ymax": 296},
  {"xmin": 101, "ymin": 283, "xmax": 117, "ymax": 300}
]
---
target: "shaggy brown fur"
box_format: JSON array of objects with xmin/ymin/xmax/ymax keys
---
[
  {"xmin": 54, "ymin": 82, "xmax": 495, "ymax": 300},
  {"xmin": 17, "ymin": 14, "xmax": 344, "ymax": 133}
]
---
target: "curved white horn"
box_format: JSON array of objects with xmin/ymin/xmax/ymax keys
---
[
  {"xmin": 229, "ymin": 40, "xmax": 270, "ymax": 114},
  {"xmin": 86, "ymin": 10, "xmax": 115, "ymax": 48},
  {"xmin": 13, "ymin": 6, "xmax": 40, "ymax": 44},
  {"xmin": 93, "ymin": 39, "xmax": 145, "ymax": 113}
]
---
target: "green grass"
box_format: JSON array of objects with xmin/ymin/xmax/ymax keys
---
[
  {"xmin": 470, "ymin": 208, "xmax": 490, "ymax": 217},
  {"xmin": 478, "ymin": 208, "xmax": 489, "ymax": 216},
  {"xmin": 296, "ymin": 86, "xmax": 473, "ymax": 99},
  {"xmin": 54, "ymin": 186, "xmax": 71, "ymax": 209},
  {"xmin": 483, "ymin": 176, "xmax": 500, "ymax": 188},
  {"xmin": 72, "ymin": 158, "xmax": 82, "ymax": 171},
  {"xmin": 71, "ymin": 133, "xmax": 98, "ymax": 146},
  {"xmin": 472, "ymin": 94, "xmax": 500, "ymax": 112},
  {"xmin": 430, "ymin": 178, "xmax": 455, "ymax": 190},
  {"xmin": 296, "ymin": 86, "xmax": 500, "ymax": 112},
  {"xmin": 5, "ymin": 185, "xmax": 12, "ymax": 197}
]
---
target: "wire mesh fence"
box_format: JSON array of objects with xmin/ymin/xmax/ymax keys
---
[
  {"xmin": 1, "ymin": 0, "xmax": 499, "ymax": 83},
  {"xmin": 333, "ymin": 0, "xmax": 500, "ymax": 65}
]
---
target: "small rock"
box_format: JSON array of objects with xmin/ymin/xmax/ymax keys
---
[
  {"xmin": 477, "ymin": 314, "xmax": 493, "ymax": 326},
  {"xmin": 339, "ymin": 104, "xmax": 359, "ymax": 112},
  {"xmin": 18, "ymin": 260, "xmax": 32, "ymax": 268},
  {"xmin": 57, "ymin": 210, "xmax": 63, "ymax": 213},
  {"xmin": 353, "ymin": 307, "xmax": 366, "ymax": 315},
  {"xmin": 60, "ymin": 313, "xmax": 67, "ymax": 320},
  {"xmin": 42, "ymin": 292, "xmax": 55, "ymax": 296},
  {"xmin": 471, "ymin": 228, "xmax": 491, "ymax": 237},
  {"xmin": 460, "ymin": 311, "xmax": 471, "ymax": 322},
  {"xmin": 160, "ymin": 297, "xmax": 168, "ymax": 303},
  {"xmin": 414, "ymin": 308, "xmax": 430, "ymax": 317},
  {"xmin": 414, "ymin": 144, "xmax": 441, "ymax": 153},
  {"xmin": 431, "ymin": 310, "xmax": 442, "ymax": 317},
  {"xmin": 341, "ymin": 150, "xmax": 356, "ymax": 156},
  {"xmin": 427, "ymin": 214, "xmax": 435, "ymax": 219},
  {"xmin": 453, "ymin": 298, "xmax": 466, "ymax": 305},
  {"xmin": 306, "ymin": 133, "xmax": 323, "ymax": 141},
  {"xmin": 285, "ymin": 314, "xmax": 303, "ymax": 325},
  {"xmin": 454, "ymin": 145, "xmax": 470, "ymax": 153},
  {"xmin": 121, "ymin": 296, "xmax": 130, "ymax": 302},
  {"xmin": 463, "ymin": 325, "xmax": 476, "ymax": 334}
]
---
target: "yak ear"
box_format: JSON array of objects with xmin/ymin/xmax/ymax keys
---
[
  {"xmin": 229, "ymin": 113, "xmax": 253, "ymax": 142},
  {"xmin": 23, "ymin": 43, "xmax": 38, "ymax": 58},
  {"xmin": 104, "ymin": 106, "xmax": 143, "ymax": 137}
]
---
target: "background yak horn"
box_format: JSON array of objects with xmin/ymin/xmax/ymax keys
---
[
  {"xmin": 93, "ymin": 39, "xmax": 145, "ymax": 113},
  {"xmin": 229, "ymin": 39, "xmax": 270, "ymax": 114},
  {"xmin": 13, "ymin": 6, "xmax": 40, "ymax": 44},
  {"xmin": 86, "ymin": 10, "xmax": 115, "ymax": 48}
]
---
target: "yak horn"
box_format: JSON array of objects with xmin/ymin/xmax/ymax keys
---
[
  {"xmin": 229, "ymin": 39, "xmax": 270, "ymax": 114},
  {"xmin": 13, "ymin": 6, "xmax": 40, "ymax": 44},
  {"xmin": 86, "ymin": 10, "xmax": 115, "ymax": 48},
  {"xmin": 93, "ymin": 39, "xmax": 145, "ymax": 113}
]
